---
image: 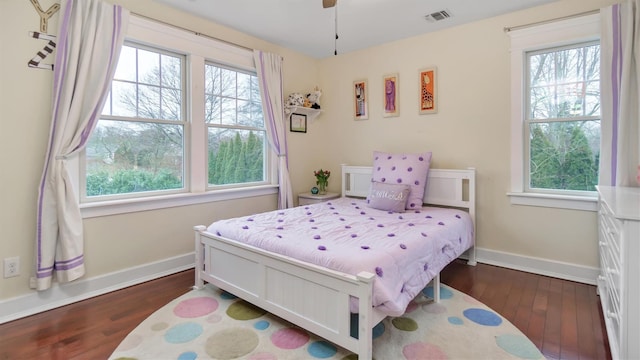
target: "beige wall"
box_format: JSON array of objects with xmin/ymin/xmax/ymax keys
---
[
  {"xmin": 0, "ymin": 0, "xmax": 319, "ymax": 300},
  {"xmin": 312, "ymin": 0, "xmax": 618, "ymax": 268},
  {"xmin": 0, "ymin": 0, "xmax": 617, "ymax": 302}
]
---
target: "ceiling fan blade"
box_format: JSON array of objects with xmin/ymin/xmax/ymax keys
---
[{"xmin": 323, "ymin": 0, "xmax": 337, "ymax": 8}]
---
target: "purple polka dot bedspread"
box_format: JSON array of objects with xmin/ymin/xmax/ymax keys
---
[{"xmin": 206, "ymin": 197, "xmax": 474, "ymax": 316}]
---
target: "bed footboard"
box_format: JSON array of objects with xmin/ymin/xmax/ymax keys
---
[{"xmin": 194, "ymin": 225, "xmax": 382, "ymax": 359}]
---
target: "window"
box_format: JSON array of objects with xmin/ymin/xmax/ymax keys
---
[
  {"xmin": 205, "ymin": 63, "xmax": 266, "ymax": 187},
  {"xmin": 526, "ymin": 42, "xmax": 600, "ymax": 193},
  {"xmin": 84, "ymin": 44, "xmax": 186, "ymax": 200},
  {"xmin": 508, "ymin": 14, "xmax": 600, "ymax": 211},
  {"xmin": 78, "ymin": 16, "xmax": 276, "ymax": 217}
]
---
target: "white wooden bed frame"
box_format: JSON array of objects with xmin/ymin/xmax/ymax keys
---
[{"xmin": 194, "ymin": 164, "xmax": 476, "ymax": 359}]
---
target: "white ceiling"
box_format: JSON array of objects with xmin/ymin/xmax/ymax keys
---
[{"xmin": 154, "ymin": 0, "xmax": 559, "ymax": 59}]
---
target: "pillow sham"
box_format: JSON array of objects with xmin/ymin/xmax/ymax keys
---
[
  {"xmin": 371, "ymin": 151, "xmax": 432, "ymax": 209},
  {"xmin": 367, "ymin": 182, "xmax": 411, "ymax": 213}
]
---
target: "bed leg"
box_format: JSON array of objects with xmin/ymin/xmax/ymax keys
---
[
  {"xmin": 194, "ymin": 225, "xmax": 206, "ymax": 289},
  {"xmin": 356, "ymin": 272, "xmax": 375, "ymax": 360},
  {"xmin": 467, "ymin": 245, "xmax": 477, "ymax": 266}
]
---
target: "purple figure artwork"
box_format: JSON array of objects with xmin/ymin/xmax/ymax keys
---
[{"xmin": 385, "ymin": 78, "xmax": 395, "ymax": 112}]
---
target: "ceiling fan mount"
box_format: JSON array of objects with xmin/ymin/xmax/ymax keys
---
[{"xmin": 323, "ymin": 0, "xmax": 337, "ymax": 8}]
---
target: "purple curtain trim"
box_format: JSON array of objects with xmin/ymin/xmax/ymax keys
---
[
  {"xmin": 54, "ymin": 257, "xmax": 85, "ymax": 271},
  {"xmin": 258, "ymin": 52, "xmax": 281, "ymax": 154},
  {"xmin": 36, "ymin": 0, "xmax": 74, "ymax": 272},
  {"xmin": 79, "ymin": 5, "xmax": 123, "ymax": 149},
  {"xmin": 36, "ymin": 256, "xmax": 85, "ymax": 278},
  {"xmin": 610, "ymin": 4, "xmax": 621, "ymax": 184}
]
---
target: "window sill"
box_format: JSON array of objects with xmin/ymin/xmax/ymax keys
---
[
  {"xmin": 81, "ymin": 185, "xmax": 279, "ymax": 219},
  {"xmin": 507, "ymin": 192, "xmax": 597, "ymax": 211}
]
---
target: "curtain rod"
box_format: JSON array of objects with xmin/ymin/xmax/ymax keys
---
[
  {"xmin": 130, "ymin": 11, "xmax": 254, "ymax": 52},
  {"xmin": 504, "ymin": 9, "xmax": 600, "ymax": 32}
]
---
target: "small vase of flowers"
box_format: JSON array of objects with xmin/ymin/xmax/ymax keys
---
[{"xmin": 314, "ymin": 169, "xmax": 330, "ymax": 195}]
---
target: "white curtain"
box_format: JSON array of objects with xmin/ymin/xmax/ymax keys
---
[
  {"xmin": 599, "ymin": 0, "xmax": 640, "ymax": 187},
  {"xmin": 253, "ymin": 50, "xmax": 294, "ymax": 209},
  {"xmin": 35, "ymin": 0, "xmax": 129, "ymax": 290}
]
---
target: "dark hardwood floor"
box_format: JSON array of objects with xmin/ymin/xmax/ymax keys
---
[{"xmin": 0, "ymin": 261, "xmax": 610, "ymax": 360}]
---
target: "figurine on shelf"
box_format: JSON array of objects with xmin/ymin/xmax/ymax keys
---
[{"xmin": 306, "ymin": 87, "xmax": 322, "ymax": 109}]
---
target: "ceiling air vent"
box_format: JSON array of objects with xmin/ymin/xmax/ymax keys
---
[{"xmin": 425, "ymin": 9, "xmax": 452, "ymax": 23}]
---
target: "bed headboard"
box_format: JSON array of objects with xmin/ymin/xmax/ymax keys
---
[{"xmin": 340, "ymin": 164, "xmax": 476, "ymax": 223}]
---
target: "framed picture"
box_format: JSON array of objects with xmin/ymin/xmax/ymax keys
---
[
  {"xmin": 353, "ymin": 80, "xmax": 368, "ymax": 120},
  {"xmin": 419, "ymin": 67, "xmax": 437, "ymax": 114},
  {"xmin": 290, "ymin": 113, "xmax": 307, "ymax": 133},
  {"xmin": 382, "ymin": 73, "xmax": 399, "ymax": 117}
]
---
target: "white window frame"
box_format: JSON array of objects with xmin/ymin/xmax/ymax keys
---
[
  {"xmin": 507, "ymin": 14, "xmax": 600, "ymax": 211},
  {"xmin": 74, "ymin": 15, "xmax": 277, "ymax": 218}
]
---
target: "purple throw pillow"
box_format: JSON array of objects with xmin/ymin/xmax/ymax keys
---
[
  {"xmin": 367, "ymin": 182, "xmax": 411, "ymax": 213},
  {"xmin": 371, "ymin": 151, "xmax": 432, "ymax": 209}
]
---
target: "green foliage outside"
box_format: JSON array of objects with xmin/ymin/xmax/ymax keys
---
[
  {"xmin": 86, "ymin": 169, "xmax": 182, "ymax": 196},
  {"xmin": 530, "ymin": 123, "xmax": 599, "ymax": 191},
  {"xmin": 208, "ymin": 131, "xmax": 264, "ymax": 185}
]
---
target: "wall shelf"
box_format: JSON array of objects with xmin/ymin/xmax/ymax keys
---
[{"xmin": 287, "ymin": 106, "xmax": 322, "ymax": 122}]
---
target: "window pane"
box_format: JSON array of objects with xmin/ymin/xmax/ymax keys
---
[
  {"xmin": 237, "ymin": 99, "xmax": 250, "ymax": 125},
  {"xmin": 528, "ymin": 43, "xmax": 600, "ymax": 120},
  {"xmin": 204, "ymin": 63, "xmax": 266, "ymax": 188},
  {"xmin": 530, "ymin": 85, "xmax": 553, "ymax": 119},
  {"xmin": 113, "ymin": 45, "xmax": 136, "ymax": 82},
  {"xmin": 529, "ymin": 120, "xmax": 600, "ymax": 191},
  {"xmin": 161, "ymin": 54, "xmax": 181, "ymax": 89},
  {"xmin": 205, "ymin": 94, "xmax": 221, "ymax": 123},
  {"xmin": 249, "ymin": 101, "xmax": 264, "ymax": 127},
  {"xmin": 250, "ymin": 76, "xmax": 261, "ymax": 102},
  {"xmin": 138, "ymin": 49, "xmax": 160, "ymax": 86},
  {"xmin": 205, "ymin": 65, "xmax": 220, "ymax": 95},
  {"xmin": 220, "ymin": 68, "xmax": 236, "ymax": 98},
  {"xmin": 139, "ymin": 84, "xmax": 161, "ymax": 119},
  {"xmin": 237, "ymin": 72, "xmax": 251, "ymax": 100},
  {"xmin": 208, "ymin": 128, "xmax": 265, "ymax": 185},
  {"xmin": 529, "ymin": 53, "xmax": 554, "ymax": 87},
  {"xmin": 85, "ymin": 120, "xmax": 184, "ymax": 196},
  {"xmin": 111, "ymin": 81, "xmax": 137, "ymax": 117},
  {"xmin": 86, "ymin": 44, "xmax": 186, "ymax": 200},
  {"xmin": 161, "ymin": 87, "xmax": 181, "ymax": 121},
  {"xmin": 220, "ymin": 98, "xmax": 236, "ymax": 125},
  {"xmin": 585, "ymin": 80, "xmax": 600, "ymax": 116}
]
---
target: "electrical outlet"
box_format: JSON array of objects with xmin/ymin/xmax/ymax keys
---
[{"xmin": 4, "ymin": 257, "xmax": 20, "ymax": 278}]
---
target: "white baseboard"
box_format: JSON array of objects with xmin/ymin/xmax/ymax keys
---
[
  {"xmin": 0, "ymin": 248, "xmax": 598, "ymax": 324},
  {"xmin": 0, "ymin": 253, "xmax": 195, "ymax": 325},
  {"xmin": 475, "ymin": 247, "xmax": 598, "ymax": 285}
]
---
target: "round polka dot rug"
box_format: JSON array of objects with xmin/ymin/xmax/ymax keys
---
[{"xmin": 109, "ymin": 283, "xmax": 544, "ymax": 360}]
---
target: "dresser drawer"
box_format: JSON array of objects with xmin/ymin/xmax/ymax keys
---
[
  {"xmin": 600, "ymin": 251, "xmax": 621, "ymax": 312},
  {"xmin": 598, "ymin": 276, "xmax": 620, "ymax": 353},
  {"xmin": 599, "ymin": 202, "xmax": 623, "ymax": 254},
  {"xmin": 596, "ymin": 185, "xmax": 640, "ymax": 360}
]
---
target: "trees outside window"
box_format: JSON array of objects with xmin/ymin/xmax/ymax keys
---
[
  {"xmin": 83, "ymin": 44, "xmax": 267, "ymax": 200},
  {"xmin": 205, "ymin": 64, "xmax": 265, "ymax": 187},
  {"xmin": 526, "ymin": 42, "xmax": 600, "ymax": 193},
  {"xmin": 85, "ymin": 45, "xmax": 185, "ymax": 198}
]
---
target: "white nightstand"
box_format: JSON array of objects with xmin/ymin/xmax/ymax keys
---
[{"xmin": 298, "ymin": 192, "xmax": 340, "ymax": 206}]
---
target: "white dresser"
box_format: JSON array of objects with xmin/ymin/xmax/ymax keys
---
[{"xmin": 596, "ymin": 186, "xmax": 640, "ymax": 360}]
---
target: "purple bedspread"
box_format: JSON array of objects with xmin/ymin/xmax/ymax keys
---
[{"xmin": 207, "ymin": 197, "xmax": 474, "ymax": 316}]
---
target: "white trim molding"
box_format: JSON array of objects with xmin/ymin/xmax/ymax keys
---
[
  {"xmin": 508, "ymin": 13, "xmax": 601, "ymax": 210},
  {"xmin": 0, "ymin": 247, "xmax": 599, "ymax": 324},
  {"xmin": 0, "ymin": 253, "xmax": 195, "ymax": 325},
  {"xmin": 476, "ymin": 247, "xmax": 598, "ymax": 285}
]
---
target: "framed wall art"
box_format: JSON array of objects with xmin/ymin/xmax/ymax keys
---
[
  {"xmin": 382, "ymin": 73, "xmax": 399, "ymax": 117},
  {"xmin": 290, "ymin": 113, "xmax": 307, "ymax": 133},
  {"xmin": 353, "ymin": 80, "xmax": 368, "ymax": 120},
  {"xmin": 419, "ymin": 67, "xmax": 437, "ymax": 114}
]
